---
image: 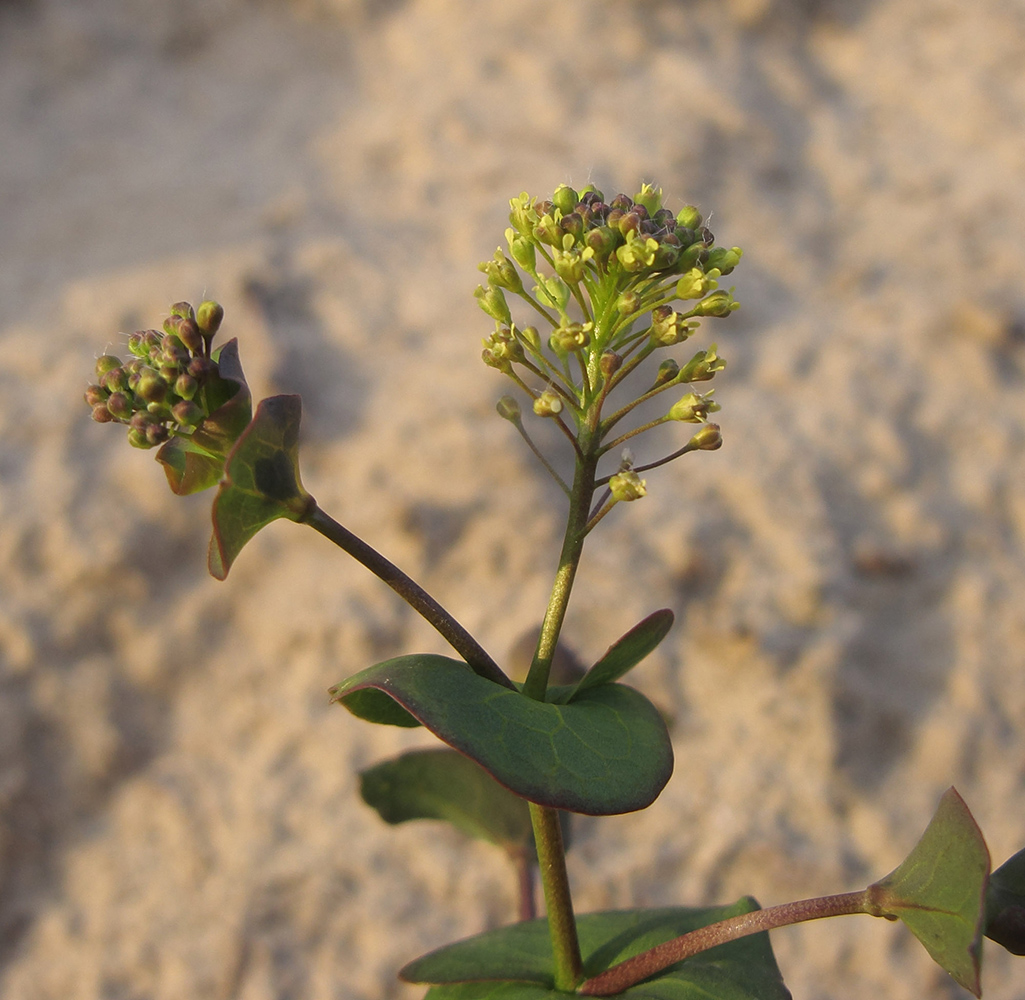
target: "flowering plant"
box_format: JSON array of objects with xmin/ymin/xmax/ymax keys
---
[{"xmin": 85, "ymin": 184, "xmax": 1025, "ymax": 997}]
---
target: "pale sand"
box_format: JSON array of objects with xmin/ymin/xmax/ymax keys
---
[{"xmin": 2, "ymin": 1, "xmax": 1024, "ymax": 997}]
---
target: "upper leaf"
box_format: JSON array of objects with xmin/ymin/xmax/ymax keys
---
[
  {"xmin": 331, "ymin": 653, "xmax": 673, "ymax": 815},
  {"xmin": 570, "ymin": 609, "xmax": 674, "ymax": 699},
  {"xmin": 403, "ymin": 900, "xmax": 789, "ymax": 1000},
  {"xmin": 208, "ymin": 394, "xmax": 314, "ymax": 580},
  {"xmin": 360, "ymin": 748, "xmax": 534, "ymax": 854},
  {"xmin": 868, "ymin": 787, "xmax": 989, "ymax": 997}
]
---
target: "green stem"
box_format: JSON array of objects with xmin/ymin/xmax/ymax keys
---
[
  {"xmin": 530, "ymin": 802, "xmax": 581, "ymax": 990},
  {"xmin": 578, "ymin": 890, "xmax": 874, "ymax": 995},
  {"xmin": 303, "ymin": 504, "xmax": 514, "ymax": 690}
]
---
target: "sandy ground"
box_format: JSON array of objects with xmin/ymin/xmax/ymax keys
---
[{"xmin": 2, "ymin": 0, "xmax": 1025, "ymax": 997}]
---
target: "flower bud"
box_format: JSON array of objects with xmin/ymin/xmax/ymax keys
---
[
  {"xmin": 549, "ymin": 322, "xmax": 591, "ymax": 354},
  {"xmin": 535, "ymin": 276, "xmax": 570, "ymax": 313},
  {"xmin": 600, "ymin": 351, "xmax": 623, "ymax": 379},
  {"xmin": 703, "ymin": 246, "xmax": 743, "ymax": 275},
  {"xmin": 95, "ymin": 355, "xmax": 122, "ymax": 379},
  {"xmin": 616, "ymin": 290, "xmax": 641, "ymax": 315},
  {"xmin": 585, "ymin": 225, "xmax": 618, "ymax": 261},
  {"xmin": 127, "ymin": 428, "xmax": 151, "ymax": 449},
  {"xmin": 617, "ymin": 211, "xmax": 641, "ymax": 237},
  {"xmin": 188, "ymin": 356, "xmax": 216, "ymax": 381},
  {"xmin": 176, "ymin": 316, "xmax": 204, "ymax": 354},
  {"xmin": 171, "ymin": 400, "xmax": 204, "ymax": 426},
  {"xmin": 519, "ymin": 326, "xmax": 542, "ymax": 353},
  {"xmin": 653, "ymin": 359, "xmax": 680, "ymax": 386},
  {"xmin": 552, "ymin": 184, "xmax": 579, "ymax": 216},
  {"xmin": 101, "ymin": 366, "xmax": 129, "ymax": 393},
  {"xmin": 174, "ymin": 374, "xmax": 198, "ymax": 400},
  {"xmin": 579, "ymin": 184, "xmax": 604, "ymax": 203},
  {"xmin": 496, "ymin": 395, "xmax": 521, "ymax": 422},
  {"xmin": 676, "ymin": 205, "xmax": 703, "ymax": 230},
  {"xmin": 481, "ymin": 348, "xmax": 511, "ymax": 372},
  {"xmin": 679, "ymin": 346, "xmax": 726, "ymax": 382},
  {"xmin": 106, "ymin": 391, "xmax": 133, "ymax": 420},
  {"xmin": 533, "ymin": 390, "xmax": 563, "ymax": 417},
  {"xmin": 137, "ymin": 370, "xmax": 168, "ymax": 404},
  {"xmin": 668, "ymin": 390, "xmax": 719, "ymax": 423},
  {"xmin": 145, "ymin": 423, "xmax": 170, "ymax": 446},
  {"xmin": 533, "ymin": 212, "xmax": 563, "ymax": 247},
  {"xmin": 169, "ymin": 302, "xmax": 195, "ymax": 321},
  {"xmin": 196, "ymin": 300, "xmax": 224, "ymax": 339},
  {"xmin": 610, "ymin": 193, "xmax": 632, "ymax": 212},
  {"xmin": 474, "ymin": 284, "xmax": 512, "ymax": 325},
  {"xmin": 91, "ymin": 403, "xmax": 115, "ymax": 423},
  {"xmin": 609, "ymin": 470, "xmax": 646, "ymax": 501},
  {"xmin": 688, "ymin": 423, "xmax": 723, "ymax": 451}
]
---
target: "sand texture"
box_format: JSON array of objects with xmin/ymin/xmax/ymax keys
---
[{"xmin": 2, "ymin": 0, "xmax": 1025, "ymax": 997}]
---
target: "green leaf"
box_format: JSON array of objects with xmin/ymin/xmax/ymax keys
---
[
  {"xmin": 985, "ymin": 846, "xmax": 1025, "ymax": 955},
  {"xmin": 208, "ymin": 394, "xmax": 313, "ymax": 580},
  {"xmin": 360, "ymin": 748, "xmax": 534, "ymax": 853},
  {"xmin": 157, "ymin": 339, "xmax": 253, "ymax": 495},
  {"xmin": 402, "ymin": 900, "xmax": 789, "ymax": 1000},
  {"xmin": 570, "ymin": 609, "xmax": 674, "ymax": 699},
  {"xmin": 330, "ymin": 654, "xmax": 673, "ymax": 815},
  {"xmin": 869, "ymin": 787, "xmax": 989, "ymax": 997}
]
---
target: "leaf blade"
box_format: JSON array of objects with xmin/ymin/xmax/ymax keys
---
[{"xmin": 571, "ymin": 609, "xmax": 675, "ymax": 698}]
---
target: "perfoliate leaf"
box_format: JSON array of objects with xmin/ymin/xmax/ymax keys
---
[
  {"xmin": 403, "ymin": 900, "xmax": 789, "ymax": 1000},
  {"xmin": 868, "ymin": 787, "xmax": 989, "ymax": 997},
  {"xmin": 331, "ymin": 654, "xmax": 673, "ymax": 816},
  {"xmin": 208, "ymin": 394, "xmax": 313, "ymax": 580},
  {"xmin": 360, "ymin": 748, "xmax": 534, "ymax": 853},
  {"xmin": 570, "ymin": 609, "xmax": 674, "ymax": 699}
]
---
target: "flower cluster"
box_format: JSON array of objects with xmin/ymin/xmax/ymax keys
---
[
  {"xmin": 85, "ymin": 301, "xmax": 225, "ymax": 449},
  {"xmin": 478, "ymin": 183, "xmax": 741, "ymax": 492}
]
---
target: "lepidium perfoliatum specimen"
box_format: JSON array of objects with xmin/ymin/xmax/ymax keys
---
[{"xmin": 85, "ymin": 184, "xmax": 1025, "ymax": 998}]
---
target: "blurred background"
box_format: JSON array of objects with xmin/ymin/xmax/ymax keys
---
[{"xmin": 2, "ymin": 0, "xmax": 1024, "ymax": 997}]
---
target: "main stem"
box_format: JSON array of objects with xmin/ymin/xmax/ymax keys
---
[
  {"xmin": 523, "ymin": 449, "xmax": 599, "ymax": 991},
  {"xmin": 303, "ymin": 504, "xmax": 514, "ymax": 690}
]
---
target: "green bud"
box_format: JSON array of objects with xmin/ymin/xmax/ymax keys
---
[
  {"xmin": 693, "ymin": 289, "xmax": 740, "ymax": 318},
  {"xmin": 585, "ymin": 225, "xmax": 618, "ymax": 261},
  {"xmin": 95, "ymin": 355, "xmax": 122, "ymax": 379},
  {"xmin": 549, "ymin": 322, "xmax": 591, "ymax": 354},
  {"xmin": 196, "ymin": 300, "xmax": 224, "ymax": 338},
  {"xmin": 506, "ymin": 228, "xmax": 537, "ymax": 271},
  {"xmin": 127, "ymin": 428, "xmax": 152, "ymax": 449},
  {"xmin": 127, "ymin": 332, "xmax": 148, "ymax": 357},
  {"xmin": 84, "ymin": 384, "xmax": 107, "ymax": 408},
  {"xmin": 509, "ymin": 192, "xmax": 539, "ymax": 237},
  {"xmin": 169, "ymin": 301, "xmax": 195, "ymax": 322},
  {"xmin": 688, "ymin": 423, "xmax": 723, "ymax": 451},
  {"xmin": 519, "ymin": 326, "xmax": 541, "ymax": 352},
  {"xmin": 609, "ymin": 470, "xmax": 646, "ymax": 501},
  {"xmin": 101, "ymin": 367, "xmax": 129, "ymax": 393},
  {"xmin": 676, "ymin": 267, "xmax": 717, "ymax": 300},
  {"xmin": 703, "ymin": 246, "xmax": 743, "ymax": 275},
  {"xmin": 616, "ymin": 291, "xmax": 642, "ymax": 315},
  {"xmin": 668, "ymin": 390, "xmax": 719, "ymax": 423},
  {"xmin": 533, "ymin": 390, "xmax": 563, "ymax": 417},
  {"xmin": 137, "ymin": 370, "xmax": 168, "ymax": 404},
  {"xmin": 474, "ymin": 284, "xmax": 512, "ymax": 325},
  {"xmin": 479, "ymin": 249, "xmax": 523, "ymax": 293},
  {"xmin": 552, "ymin": 184, "xmax": 579, "ymax": 216},
  {"xmin": 106, "ymin": 391, "xmax": 133, "ymax": 420},
  {"xmin": 634, "ymin": 183, "xmax": 662, "ymax": 216},
  {"xmin": 676, "ymin": 205, "xmax": 703, "ymax": 230},
  {"xmin": 496, "ymin": 395, "xmax": 522, "ymax": 422}
]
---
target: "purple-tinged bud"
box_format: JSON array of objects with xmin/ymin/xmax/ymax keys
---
[
  {"xmin": 84, "ymin": 384, "xmax": 107, "ymax": 407},
  {"xmin": 630, "ymin": 203, "xmax": 650, "ymax": 223},
  {"xmin": 101, "ymin": 367, "xmax": 129, "ymax": 393},
  {"xmin": 652, "ymin": 207, "xmax": 675, "ymax": 230},
  {"xmin": 610, "ymin": 193, "xmax": 633, "ymax": 212},
  {"xmin": 91, "ymin": 403, "xmax": 115, "ymax": 423},
  {"xmin": 171, "ymin": 400, "xmax": 204, "ymax": 426},
  {"xmin": 609, "ymin": 470, "xmax": 646, "ymax": 501},
  {"xmin": 616, "ymin": 291, "xmax": 641, "ymax": 315},
  {"xmin": 188, "ymin": 356, "xmax": 216, "ymax": 381},
  {"xmin": 169, "ymin": 301, "xmax": 195, "ymax": 322},
  {"xmin": 129, "ymin": 410, "xmax": 156, "ymax": 432},
  {"xmin": 585, "ymin": 225, "xmax": 618, "ymax": 261},
  {"xmin": 106, "ymin": 392, "xmax": 133, "ymax": 420},
  {"xmin": 688, "ymin": 423, "xmax": 723, "ymax": 451},
  {"xmin": 579, "ymin": 184, "xmax": 604, "ymax": 203},
  {"xmin": 652, "ymin": 242, "xmax": 680, "ymax": 270},
  {"xmin": 195, "ymin": 300, "xmax": 224, "ymax": 339},
  {"xmin": 533, "ymin": 390, "xmax": 563, "ymax": 417},
  {"xmin": 137, "ymin": 371, "xmax": 168, "ymax": 404},
  {"xmin": 700, "ymin": 226, "xmax": 715, "ymax": 247},
  {"xmin": 163, "ymin": 315, "xmax": 182, "ymax": 339},
  {"xmin": 552, "ymin": 184, "xmax": 579, "ymax": 216},
  {"xmin": 676, "ymin": 205, "xmax": 703, "ymax": 230},
  {"xmin": 174, "ymin": 374, "xmax": 198, "ymax": 400},
  {"xmin": 176, "ymin": 317, "xmax": 204, "ymax": 354},
  {"xmin": 95, "ymin": 355, "xmax": 122, "ymax": 379},
  {"xmin": 618, "ymin": 211, "xmax": 641, "ymax": 237},
  {"xmin": 160, "ymin": 334, "xmax": 189, "ymax": 366},
  {"xmin": 600, "ymin": 351, "xmax": 623, "ymax": 379},
  {"xmin": 605, "ymin": 208, "xmax": 624, "ymax": 232},
  {"xmin": 559, "ymin": 212, "xmax": 584, "ymax": 243},
  {"xmin": 496, "ymin": 395, "xmax": 521, "ymax": 422},
  {"xmin": 145, "ymin": 423, "xmax": 170, "ymax": 446},
  {"xmin": 127, "ymin": 332, "xmax": 148, "ymax": 357}
]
